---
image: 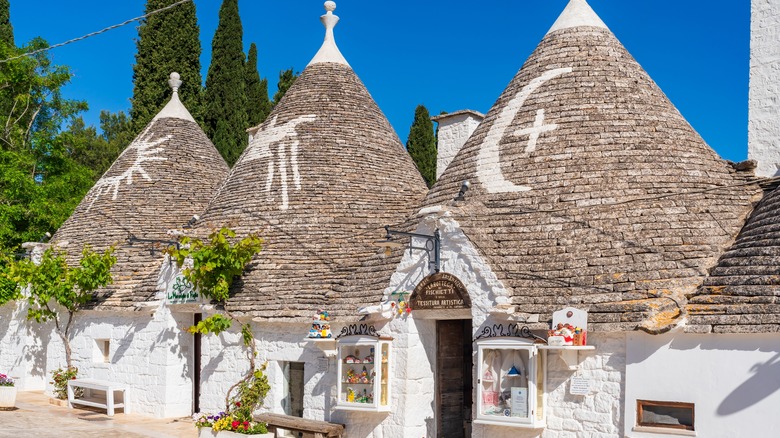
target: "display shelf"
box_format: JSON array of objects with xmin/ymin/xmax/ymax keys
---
[
  {"xmin": 306, "ymin": 338, "xmax": 337, "ymax": 357},
  {"xmin": 335, "ymin": 335, "xmax": 391, "ymax": 412},
  {"xmin": 538, "ymin": 345, "xmax": 595, "ymax": 370}
]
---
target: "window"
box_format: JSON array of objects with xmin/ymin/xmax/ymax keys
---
[
  {"xmin": 637, "ymin": 400, "xmax": 694, "ymax": 431},
  {"xmin": 93, "ymin": 339, "xmax": 110, "ymax": 363}
]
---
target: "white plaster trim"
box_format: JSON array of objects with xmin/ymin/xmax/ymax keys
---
[
  {"xmin": 152, "ymin": 91, "xmax": 196, "ymax": 123},
  {"xmin": 547, "ymin": 0, "xmax": 608, "ymax": 35}
]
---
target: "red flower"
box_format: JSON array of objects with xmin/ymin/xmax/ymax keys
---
[
  {"xmin": 235, "ymin": 401, "xmax": 241, "ymax": 407},
  {"xmin": 71, "ymin": 377, "xmax": 76, "ymax": 379},
  {"xmin": 232, "ymin": 420, "xmax": 239, "ymax": 429},
  {"xmin": 243, "ymin": 421, "xmax": 249, "ymax": 427}
]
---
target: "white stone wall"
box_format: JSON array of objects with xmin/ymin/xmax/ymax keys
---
[
  {"xmin": 625, "ymin": 331, "xmax": 780, "ymax": 437},
  {"xmin": 435, "ymin": 113, "xmax": 483, "ymax": 178},
  {"xmin": 0, "ymin": 301, "xmax": 52, "ymax": 391},
  {"xmin": 749, "ymin": 0, "xmax": 780, "ymax": 176},
  {"xmin": 0, "ymin": 302, "xmax": 195, "ymax": 418}
]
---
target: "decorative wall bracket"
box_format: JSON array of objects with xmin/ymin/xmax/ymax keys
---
[{"xmin": 474, "ymin": 324, "xmax": 546, "ymax": 343}]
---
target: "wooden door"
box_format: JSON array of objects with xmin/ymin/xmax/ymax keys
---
[{"xmin": 437, "ymin": 319, "xmax": 473, "ymax": 438}]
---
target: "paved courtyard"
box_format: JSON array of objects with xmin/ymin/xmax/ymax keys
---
[{"xmin": 0, "ymin": 391, "xmax": 196, "ymax": 437}]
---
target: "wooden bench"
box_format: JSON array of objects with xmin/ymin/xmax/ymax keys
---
[
  {"xmin": 67, "ymin": 378, "xmax": 127, "ymax": 417},
  {"xmin": 255, "ymin": 413, "xmax": 345, "ymax": 438}
]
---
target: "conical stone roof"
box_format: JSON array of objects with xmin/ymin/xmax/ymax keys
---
[
  {"xmin": 52, "ymin": 73, "xmax": 230, "ymax": 309},
  {"xmin": 423, "ymin": 0, "xmax": 760, "ymax": 332},
  {"xmin": 198, "ymin": 3, "xmax": 427, "ymax": 321},
  {"xmin": 689, "ymin": 183, "xmax": 780, "ymax": 333}
]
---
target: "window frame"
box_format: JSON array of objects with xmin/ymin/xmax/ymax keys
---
[{"xmin": 636, "ymin": 399, "xmax": 695, "ymax": 431}]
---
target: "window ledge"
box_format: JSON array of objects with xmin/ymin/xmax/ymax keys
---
[{"xmin": 631, "ymin": 426, "xmax": 696, "ymax": 437}]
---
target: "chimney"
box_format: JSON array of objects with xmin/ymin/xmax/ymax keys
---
[
  {"xmin": 749, "ymin": 0, "xmax": 780, "ymax": 177},
  {"xmin": 431, "ymin": 110, "xmax": 484, "ymax": 178}
]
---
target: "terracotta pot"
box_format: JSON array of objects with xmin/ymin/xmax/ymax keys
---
[{"xmin": 0, "ymin": 386, "xmax": 17, "ymax": 409}]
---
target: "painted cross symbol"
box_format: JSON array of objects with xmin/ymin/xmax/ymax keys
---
[{"xmin": 514, "ymin": 109, "xmax": 558, "ymax": 154}]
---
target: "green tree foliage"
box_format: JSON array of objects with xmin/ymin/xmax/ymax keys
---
[
  {"xmin": 0, "ymin": 0, "xmax": 13, "ymax": 48},
  {"xmin": 131, "ymin": 0, "xmax": 203, "ymax": 133},
  {"xmin": 0, "ymin": 40, "xmax": 95, "ymax": 251},
  {"xmin": 64, "ymin": 111, "xmax": 134, "ymax": 179},
  {"xmin": 245, "ymin": 43, "xmax": 271, "ymax": 127},
  {"xmin": 10, "ymin": 245, "xmax": 116, "ymax": 368},
  {"xmin": 204, "ymin": 0, "xmax": 248, "ymax": 166},
  {"xmin": 272, "ymin": 68, "xmax": 298, "ymax": 107},
  {"xmin": 406, "ymin": 105, "xmax": 437, "ymax": 188}
]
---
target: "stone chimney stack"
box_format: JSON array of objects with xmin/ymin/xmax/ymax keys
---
[
  {"xmin": 749, "ymin": 0, "xmax": 780, "ymax": 177},
  {"xmin": 431, "ymin": 110, "xmax": 484, "ymax": 178}
]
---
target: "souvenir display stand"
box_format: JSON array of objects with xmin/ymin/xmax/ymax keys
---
[
  {"xmin": 335, "ymin": 335, "xmax": 392, "ymax": 412},
  {"xmin": 474, "ymin": 337, "xmax": 546, "ymax": 429}
]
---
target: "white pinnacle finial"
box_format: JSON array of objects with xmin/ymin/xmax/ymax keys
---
[
  {"xmin": 168, "ymin": 72, "xmax": 182, "ymax": 93},
  {"xmin": 153, "ymin": 72, "xmax": 196, "ymax": 123},
  {"xmin": 308, "ymin": 1, "xmax": 350, "ymax": 67},
  {"xmin": 546, "ymin": 0, "xmax": 608, "ymax": 35}
]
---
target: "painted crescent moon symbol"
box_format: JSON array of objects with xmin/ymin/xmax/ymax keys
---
[{"xmin": 476, "ymin": 67, "xmax": 573, "ymax": 193}]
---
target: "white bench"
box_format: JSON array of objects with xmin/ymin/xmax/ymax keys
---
[{"xmin": 67, "ymin": 378, "xmax": 127, "ymax": 416}]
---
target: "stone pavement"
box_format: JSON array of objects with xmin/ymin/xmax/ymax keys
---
[{"xmin": 0, "ymin": 391, "xmax": 197, "ymax": 438}]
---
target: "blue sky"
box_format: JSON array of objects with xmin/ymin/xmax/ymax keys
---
[{"xmin": 9, "ymin": 0, "xmax": 750, "ymax": 162}]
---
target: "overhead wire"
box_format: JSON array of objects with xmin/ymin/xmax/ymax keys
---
[{"xmin": 0, "ymin": 0, "xmax": 193, "ymax": 64}]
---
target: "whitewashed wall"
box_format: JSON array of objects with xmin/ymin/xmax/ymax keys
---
[
  {"xmin": 0, "ymin": 303, "xmax": 194, "ymax": 418},
  {"xmin": 625, "ymin": 332, "xmax": 780, "ymax": 437},
  {"xmin": 749, "ymin": 0, "xmax": 780, "ymax": 176},
  {"xmin": 435, "ymin": 112, "xmax": 483, "ymax": 178},
  {"xmin": 0, "ymin": 301, "xmax": 52, "ymax": 391}
]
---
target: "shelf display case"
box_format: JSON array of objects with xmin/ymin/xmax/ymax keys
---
[
  {"xmin": 475, "ymin": 337, "xmax": 546, "ymax": 429},
  {"xmin": 335, "ymin": 335, "xmax": 392, "ymax": 412}
]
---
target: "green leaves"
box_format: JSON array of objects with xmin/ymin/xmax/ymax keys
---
[
  {"xmin": 11, "ymin": 245, "xmax": 116, "ymax": 322},
  {"xmin": 168, "ymin": 227, "xmax": 262, "ymax": 304},
  {"xmin": 188, "ymin": 313, "xmax": 232, "ymax": 336},
  {"xmin": 406, "ymin": 104, "xmax": 437, "ymax": 188}
]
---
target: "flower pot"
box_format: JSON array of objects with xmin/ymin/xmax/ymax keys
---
[
  {"xmin": 198, "ymin": 428, "xmax": 273, "ymax": 438},
  {"xmin": 0, "ymin": 386, "xmax": 17, "ymax": 409}
]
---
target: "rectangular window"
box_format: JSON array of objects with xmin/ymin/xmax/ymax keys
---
[
  {"xmin": 93, "ymin": 339, "xmax": 110, "ymax": 363},
  {"xmin": 637, "ymin": 400, "xmax": 694, "ymax": 431}
]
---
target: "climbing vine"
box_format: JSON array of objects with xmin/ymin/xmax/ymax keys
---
[{"xmin": 167, "ymin": 227, "xmax": 265, "ymax": 413}]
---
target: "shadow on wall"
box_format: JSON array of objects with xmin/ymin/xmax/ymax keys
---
[{"xmin": 717, "ymin": 352, "xmax": 780, "ymax": 416}]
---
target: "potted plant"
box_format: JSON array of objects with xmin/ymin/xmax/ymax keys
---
[{"xmin": 0, "ymin": 373, "xmax": 16, "ymax": 409}]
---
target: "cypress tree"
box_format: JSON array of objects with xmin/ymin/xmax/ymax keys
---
[
  {"xmin": 406, "ymin": 105, "xmax": 437, "ymax": 188},
  {"xmin": 0, "ymin": 0, "xmax": 13, "ymax": 48},
  {"xmin": 272, "ymin": 68, "xmax": 298, "ymax": 107},
  {"xmin": 131, "ymin": 0, "xmax": 203, "ymax": 133},
  {"xmin": 245, "ymin": 43, "xmax": 271, "ymax": 127},
  {"xmin": 204, "ymin": 0, "xmax": 248, "ymax": 166}
]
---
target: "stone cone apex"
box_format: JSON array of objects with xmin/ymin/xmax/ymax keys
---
[
  {"xmin": 547, "ymin": 0, "xmax": 608, "ymax": 35},
  {"xmin": 198, "ymin": 12, "xmax": 427, "ymax": 321},
  {"xmin": 308, "ymin": 1, "xmax": 349, "ymax": 67},
  {"xmin": 421, "ymin": 3, "xmax": 758, "ymax": 332},
  {"xmin": 51, "ymin": 73, "xmax": 229, "ymax": 310}
]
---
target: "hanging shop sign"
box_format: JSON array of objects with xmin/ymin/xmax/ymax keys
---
[
  {"xmin": 166, "ymin": 274, "xmax": 198, "ymax": 304},
  {"xmin": 410, "ymin": 272, "xmax": 471, "ymax": 310}
]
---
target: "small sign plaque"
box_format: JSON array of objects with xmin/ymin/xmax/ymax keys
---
[
  {"xmin": 166, "ymin": 274, "xmax": 198, "ymax": 303},
  {"xmin": 410, "ymin": 273, "xmax": 471, "ymax": 310},
  {"xmin": 570, "ymin": 377, "xmax": 590, "ymax": 395}
]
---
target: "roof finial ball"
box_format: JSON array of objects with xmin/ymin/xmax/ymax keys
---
[
  {"xmin": 168, "ymin": 72, "xmax": 182, "ymax": 93},
  {"xmin": 324, "ymin": 1, "xmax": 336, "ymax": 13}
]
